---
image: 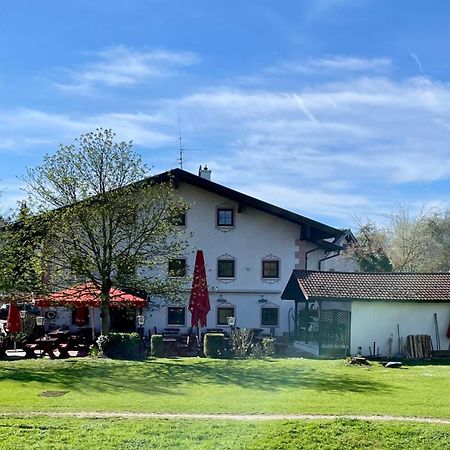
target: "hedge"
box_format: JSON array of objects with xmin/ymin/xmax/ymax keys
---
[
  {"xmin": 151, "ymin": 334, "xmax": 164, "ymax": 358},
  {"xmin": 97, "ymin": 332, "xmax": 141, "ymax": 359},
  {"xmin": 204, "ymin": 333, "xmax": 225, "ymax": 358}
]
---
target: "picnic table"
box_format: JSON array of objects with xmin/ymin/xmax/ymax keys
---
[
  {"xmin": 48, "ymin": 330, "xmax": 71, "ymax": 340},
  {"xmin": 34, "ymin": 337, "xmax": 59, "ymax": 359}
]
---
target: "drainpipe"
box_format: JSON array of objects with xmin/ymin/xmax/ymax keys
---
[{"xmin": 318, "ymin": 250, "xmax": 341, "ymax": 271}]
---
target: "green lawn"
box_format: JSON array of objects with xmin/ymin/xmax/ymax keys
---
[
  {"xmin": 1, "ymin": 357, "xmax": 449, "ymax": 449},
  {"xmin": 0, "ymin": 357, "xmax": 449, "ymax": 418},
  {"xmin": 0, "ymin": 417, "xmax": 449, "ymax": 450}
]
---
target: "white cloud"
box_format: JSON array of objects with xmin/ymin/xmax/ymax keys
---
[
  {"xmin": 3, "ymin": 58, "xmax": 450, "ymax": 224},
  {"xmin": 54, "ymin": 45, "xmax": 200, "ymax": 92},
  {"xmin": 269, "ymin": 56, "xmax": 391, "ymax": 75}
]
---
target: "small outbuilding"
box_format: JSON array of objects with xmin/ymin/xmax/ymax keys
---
[{"xmin": 281, "ymin": 270, "xmax": 450, "ymax": 357}]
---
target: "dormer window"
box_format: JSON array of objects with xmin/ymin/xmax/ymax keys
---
[{"xmin": 217, "ymin": 208, "xmax": 234, "ymax": 227}]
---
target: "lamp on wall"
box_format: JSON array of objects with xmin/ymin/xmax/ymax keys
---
[
  {"xmin": 36, "ymin": 316, "xmax": 45, "ymax": 326},
  {"xmin": 19, "ymin": 304, "xmax": 27, "ymax": 319},
  {"xmin": 136, "ymin": 315, "xmax": 145, "ymax": 327},
  {"xmin": 258, "ymin": 295, "xmax": 268, "ymax": 303}
]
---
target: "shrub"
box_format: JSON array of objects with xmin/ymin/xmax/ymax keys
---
[
  {"xmin": 262, "ymin": 337, "xmax": 276, "ymax": 357},
  {"xmin": 204, "ymin": 333, "xmax": 225, "ymax": 358},
  {"xmin": 97, "ymin": 332, "xmax": 141, "ymax": 359},
  {"xmin": 249, "ymin": 337, "xmax": 277, "ymax": 359},
  {"xmin": 151, "ymin": 334, "xmax": 164, "ymax": 358},
  {"xmin": 230, "ymin": 328, "xmax": 254, "ymax": 359}
]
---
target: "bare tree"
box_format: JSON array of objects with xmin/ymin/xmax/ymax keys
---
[{"xmin": 386, "ymin": 206, "xmax": 429, "ymax": 272}]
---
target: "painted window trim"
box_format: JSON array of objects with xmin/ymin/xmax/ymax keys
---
[
  {"xmin": 217, "ymin": 257, "xmax": 236, "ymax": 280},
  {"xmin": 261, "ymin": 258, "xmax": 281, "ymax": 280},
  {"xmin": 260, "ymin": 306, "xmax": 280, "ymax": 327},
  {"xmin": 167, "ymin": 306, "xmax": 186, "ymax": 326},
  {"xmin": 217, "ymin": 305, "xmax": 236, "ymax": 326},
  {"xmin": 216, "ymin": 207, "xmax": 235, "ymax": 229}
]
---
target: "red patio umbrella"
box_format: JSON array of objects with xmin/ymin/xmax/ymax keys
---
[
  {"xmin": 6, "ymin": 301, "xmax": 21, "ymax": 334},
  {"xmin": 189, "ymin": 250, "xmax": 210, "ymax": 328},
  {"xmin": 36, "ymin": 283, "xmax": 147, "ymax": 308}
]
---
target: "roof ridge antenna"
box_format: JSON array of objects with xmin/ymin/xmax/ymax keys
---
[
  {"xmin": 177, "ymin": 114, "xmax": 204, "ymax": 170},
  {"xmin": 178, "ymin": 114, "xmax": 184, "ymax": 169}
]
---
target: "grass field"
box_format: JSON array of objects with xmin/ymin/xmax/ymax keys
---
[
  {"xmin": 0, "ymin": 417, "xmax": 449, "ymax": 449},
  {"xmin": 0, "ymin": 357, "xmax": 449, "ymax": 418},
  {"xmin": 0, "ymin": 357, "xmax": 449, "ymax": 449}
]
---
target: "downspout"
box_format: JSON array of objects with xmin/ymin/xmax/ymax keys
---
[{"xmin": 318, "ymin": 250, "xmax": 341, "ymax": 271}]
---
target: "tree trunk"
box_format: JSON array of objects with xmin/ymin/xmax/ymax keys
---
[{"xmin": 100, "ymin": 289, "xmax": 111, "ymax": 335}]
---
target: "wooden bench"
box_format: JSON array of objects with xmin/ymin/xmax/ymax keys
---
[
  {"xmin": 58, "ymin": 343, "xmax": 70, "ymax": 359},
  {"xmin": 76, "ymin": 343, "xmax": 90, "ymax": 357},
  {"xmin": 23, "ymin": 343, "xmax": 38, "ymax": 359}
]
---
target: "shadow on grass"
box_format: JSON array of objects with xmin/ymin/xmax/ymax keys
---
[{"xmin": 0, "ymin": 358, "xmax": 391, "ymax": 397}]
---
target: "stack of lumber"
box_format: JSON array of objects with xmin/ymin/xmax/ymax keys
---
[{"xmin": 404, "ymin": 335, "xmax": 432, "ymax": 359}]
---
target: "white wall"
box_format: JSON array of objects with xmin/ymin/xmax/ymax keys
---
[
  {"xmin": 148, "ymin": 294, "xmax": 295, "ymax": 336},
  {"xmin": 147, "ymin": 182, "xmax": 300, "ymax": 335},
  {"xmin": 351, "ymin": 301, "xmax": 450, "ymax": 356},
  {"xmin": 321, "ymin": 254, "xmax": 359, "ymax": 272}
]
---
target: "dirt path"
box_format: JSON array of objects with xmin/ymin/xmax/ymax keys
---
[{"xmin": 1, "ymin": 412, "xmax": 450, "ymax": 425}]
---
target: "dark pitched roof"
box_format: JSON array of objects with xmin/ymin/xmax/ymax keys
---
[
  {"xmin": 149, "ymin": 169, "xmax": 343, "ymax": 241},
  {"xmin": 281, "ymin": 270, "xmax": 450, "ymax": 303}
]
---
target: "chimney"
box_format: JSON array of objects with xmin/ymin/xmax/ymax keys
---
[{"xmin": 198, "ymin": 165, "xmax": 211, "ymax": 181}]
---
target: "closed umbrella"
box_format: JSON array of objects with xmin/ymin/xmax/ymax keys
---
[
  {"xmin": 6, "ymin": 302, "xmax": 21, "ymax": 334},
  {"xmin": 7, "ymin": 301, "xmax": 22, "ymax": 351},
  {"xmin": 75, "ymin": 306, "xmax": 87, "ymax": 326},
  {"xmin": 189, "ymin": 250, "xmax": 210, "ymax": 351}
]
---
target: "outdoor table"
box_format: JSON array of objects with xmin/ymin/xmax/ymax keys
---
[
  {"xmin": 34, "ymin": 337, "xmax": 59, "ymax": 359},
  {"xmin": 48, "ymin": 330, "xmax": 71, "ymax": 339}
]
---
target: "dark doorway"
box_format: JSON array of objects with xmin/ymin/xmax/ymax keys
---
[{"xmin": 110, "ymin": 307, "xmax": 136, "ymax": 332}]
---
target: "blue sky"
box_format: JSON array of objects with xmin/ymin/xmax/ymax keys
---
[{"xmin": 1, "ymin": 0, "xmax": 450, "ymax": 228}]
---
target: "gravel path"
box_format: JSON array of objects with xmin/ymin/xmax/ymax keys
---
[{"xmin": 1, "ymin": 412, "xmax": 450, "ymax": 424}]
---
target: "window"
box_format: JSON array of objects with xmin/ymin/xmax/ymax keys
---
[
  {"xmin": 217, "ymin": 208, "xmax": 234, "ymax": 227},
  {"xmin": 217, "ymin": 259, "xmax": 235, "ymax": 278},
  {"xmin": 168, "ymin": 258, "xmax": 187, "ymax": 277},
  {"xmin": 217, "ymin": 306, "xmax": 235, "ymax": 326},
  {"xmin": 168, "ymin": 307, "xmax": 185, "ymax": 325},
  {"xmin": 171, "ymin": 212, "xmax": 186, "ymax": 226},
  {"xmin": 261, "ymin": 307, "xmax": 279, "ymax": 326},
  {"xmin": 262, "ymin": 260, "xmax": 280, "ymax": 279}
]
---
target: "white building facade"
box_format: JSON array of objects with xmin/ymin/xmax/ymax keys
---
[
  {"xmin": 36, "ymin": 167, "xmax": 355, "ymax": 337},
  {"xmin": 146, "ymin": 167, "xmax": 355, "ymax": 336}
]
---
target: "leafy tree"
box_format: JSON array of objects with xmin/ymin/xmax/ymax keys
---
[
  {"xmin": 25, "ymin": 129, "xmax": 188, "ymax": 333},
  {"xmin": 345, "ymin": 220, "xmax": 393, "ymax": 272},
  {"xmin": 0, "ymin": 202, "xmax": 44, "ymax": 300}
]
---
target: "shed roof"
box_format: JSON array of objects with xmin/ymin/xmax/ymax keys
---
[{"xmin": 281, "ymin": 270, "xmax": 450, "ymax": 303}]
